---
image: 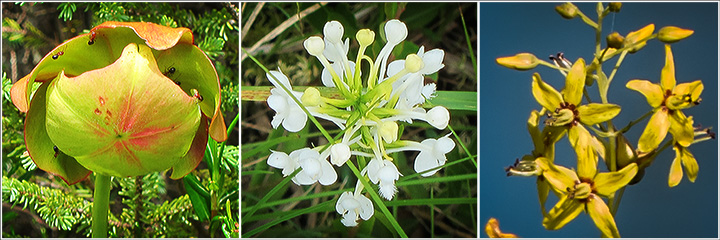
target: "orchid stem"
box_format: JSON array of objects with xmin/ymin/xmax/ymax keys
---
[{"xmin": 92, "ymin": 173, "xmax": 112, "ymax": 238}]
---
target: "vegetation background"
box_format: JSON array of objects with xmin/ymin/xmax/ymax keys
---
[
  {"xmin": 1, "ymin": 2, "xmax": 239, "ymax": 237},
  {"xmin": 240, "ymin": 2, "xmax": 477, "ymax": 238}
]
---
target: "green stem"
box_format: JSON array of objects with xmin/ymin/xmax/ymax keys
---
[
  {"xmin": 620, "ymin": 110, "xmax": 654, "ymax": 134},
  {"xmin": 92, "ymin": 173, "xmax": 112, "ymax": 238}
]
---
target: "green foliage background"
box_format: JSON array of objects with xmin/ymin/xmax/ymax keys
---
[
  {"xmin": 1, "ymin": 2, "xmax": 239, "ymax": 237},
  {"xmin": 241, "ymin": 2, "xmax": 477, "ymax": 237}
]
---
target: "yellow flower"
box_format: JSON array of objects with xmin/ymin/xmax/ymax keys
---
[
  {"xmin": 668, "ymin": 142, "xmax": 699, "ymax": 187},
  {"xmin": 626, "ymin": 44, "xmax": 703, "ymax": 153},
  {"xmin": 485, "ymin": 217, "xmax": 518, "ymax": 238},
  {"xmin": 531, "ymin": 58, "xmax": 616, "ymax": 165},
  {"xmin": 537, "ymin": 157, "xmax": 637, "ymax": 238}
]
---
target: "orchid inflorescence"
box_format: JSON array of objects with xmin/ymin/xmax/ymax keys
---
[{"xmin": 264, "ymin": 19, "xmax": 454, "ymax": 227}]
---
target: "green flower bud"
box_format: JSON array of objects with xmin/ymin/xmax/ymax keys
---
[
  {"xmin": 555, "ymin": 3, "xmax": 579, "ymax": 19},
  {"xmin": 404, "ymin": 54, "xmax": 424, "ymax": 73},
  {"xmin": 379, "ymin": 120, "xmax": 399, "ymax": 144},
  {"xmin": 356, "ymin": 29, "xmax": 375, "ymax": 46},
  {"xmin": 303, "ymin": 36, "xmax": 325, "ymax": 57},
  {"xmin": 658, "ymin": 26, "xmax": 694, "ymax": 43},
  {"xmin": 301, "ymin": 87, "xmax": 322, "ymax": 107},
  {"xmin": 608, "ymin": 2, "xmax": 622, "ymax": 12},
  {"xmin": 496, "ymin": 53, "xmax": 539, "ymax": 71},
  {"xmin": 606, "ymin": 32, "xmax": 625, "ymax": 49}
]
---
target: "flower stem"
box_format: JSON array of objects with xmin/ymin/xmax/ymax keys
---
[{"xmin": 92, "ymin": 173, "xmax": 112, "ymax": 238}]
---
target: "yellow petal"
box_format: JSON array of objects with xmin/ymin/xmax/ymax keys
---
[
  {"xmin": 626, "ymin": 79, "xmax": 664, "ymax": 108},
  {"xmin": 667, "ymin": 80, "xmax": 703, "ymax": 110},
  {"xmin": 586, "ymin": 194, "xmax": 621, "ymax": 238},
  {"xmin": 537, "ymin": 176, "xmax": 550, "ymax": 217},
  {"xmin": 624, "ymin": 24, "xmax": 654, "ymax": 53},
  {"xmin": 658, "ymin": 26, "xmax": 694, "ymax": 43},
  {"xmin": 536, "ymin": 157, "xmax": 578, "ymax": 192},
  {"xmin": 528, "ymin": 110, "xmax": 543, "ymax": 151},
  {"xmin": 485, "ymin": 218, "xmax": 518, "ymax": 238},
  {"xmin": 532, "ymin": 73, "xmax": 563, "ymax": 112},
  {"xmin": 680, "ymin": 145, "xmax": 699, "ymax": 183},
  {"xmin": 661, "ymin": 44, "xmax": 676, "ymax": 91},
  {"xmin": 568, "ymin": 125, "xmax": 597, "ymax": 179},
  {"xmin": 562, "ymin": 58, "xmax": 586, "ymax": 106},
  {"xmin": 496, "ymin": 53, "xmax": 539, "ymax": 70},
  {"xmin": 638, "ymin": 109, "xmax": 670, "ymax": 153},
  {"xmin": 668, "ymin": 111, "xmax": 694, "ymax": 147},
  {"xmin": 577, "ymin": 103, "xmax": 621, "ymax": 125},
  {"xmin": 543, "ymin": 194, "xmax": 583, "ymax": 230},
  {"xmin": 594, "ymin": 163, "xmax": 638, "ymax": 197},
  {"xmin": 668, "ymin": 145, "xmax": 683, "ymax": 187}
]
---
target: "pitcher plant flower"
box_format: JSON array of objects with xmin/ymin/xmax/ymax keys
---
[
  {"xmin": 9, "ymin": 21, "xmax": 227, "ymax": 238},
  {"xmin": 11, "ymin": 21, "xmax": 227, "ymax": 184}
]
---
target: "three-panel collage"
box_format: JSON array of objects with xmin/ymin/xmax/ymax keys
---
[{"xmin": 0, "ymin": 1, "xmax": 716, "ymax": 239}]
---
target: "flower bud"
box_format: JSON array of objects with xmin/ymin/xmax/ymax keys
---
[
  {"xmin": 330, "ymin": 143, "xmax": 351, "ymax": 166},
  {"xmin": 496, "ymin": 53, "xmax": 539, "ymax": 70},
  {"xmin": 658, "ymin": 26, "xmax": 694, "ymax": 43},
  {"xmin": 555, "ymin": 3, "xmax": 579, "ymax": 19},
  {"xmin": 624, "ymin": 24, "xmax": 654, "ymax": 53},
  {"xmin": 608, "ymin": 2, "xmax": 622, "ymax": 12},
  {"xmin": 301, "ymin": 87, "xmax": 321, "ymax": 107},
  {"xmin": 323, "ymin": 21, "xmax": 344, "ymax": 44},
  {"xmin": 356, "ymin": 29, "xmax": 375, "ymax": 46},
  {"xmin": 385, "ymin": 19, "xmax": 407, "ymax": 45},
  {"xmin": 426, "ymin": 106, "xmax": 450, "ymax": 130},
  {"xmin": 606, "ymin": 32, "xmax": 625, "ymax": 49},
  {"xmin": 404, "ymin": 54, "xmax": 424, "ymax": 73},
  {"xmin": 304, "ymin": 36, "xmax": 325, "ymax": 57},
  {"xmin": 379, "ymin": 120, "xmax": 399, "ymax": 143}
]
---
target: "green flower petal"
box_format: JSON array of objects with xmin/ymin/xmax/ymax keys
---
[
  {"xmin": 10, "ymin": 32, "xmax": 118, "ymax": 112},
  {"xmin": 626, "ymin": 80, "xmax": 664, "ymax": 108},
  {"xmin": 562, "ymin": 58, "xmax": 586, "ymax": 106},
  {"xmin": 586, "ymin": 194, "xmax": 620, "ymax": 238},
  {"xmin": 170, "ymin": 115, "xmax": 209, "ymax": 179},
  {"xmin": 537, "ymin": 157, "xmax": 578, "ymax": 192},
  {"xmin": 637, "ymin": 109, "xmax": 670, "ymax": 153},
  {"xmin": 568, "ymin": 125, "xmax": 597, "ymax": 179},
  {"xmin": 577, "ymin": 103, "xmax": 621, "ymax": 125},
  {"xmin": 532, "ymin": 73, "xmax": 563, "ymax": 112},
  {"xmin": 24, "ymin": 82, "xmax": 91, "ymax": 185},
  {"xmin": 594, "ymin": 163, "xmax": 638, "ymax": 197},
  {"xmin": 660, "ymin": 44, "xmax": 676, "ymax": 91},
  {"xmin": 542, "ymin": 194, "xmax": 583, "ymax": 230},
  {"xmin": 668, "ymin": 110, "xmax": 694, "ymax": 147},
  {"xmin": 668, "ymin": 145, "xmax": 683, "ymax": 187},
  {"xmin": 45, "ymin": 43, "xmax": 201, "ymax": 178},
  {"xmin": 155, "ymin": 43, "xmax": 226, "ymax": 142}
]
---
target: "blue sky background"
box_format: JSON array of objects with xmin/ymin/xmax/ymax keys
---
[{"xmin": 480, "ymin": 2, "xmax": 718, "ymax": 238}]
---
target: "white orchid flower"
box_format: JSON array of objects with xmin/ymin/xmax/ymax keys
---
[
  {"xmin": 266, "ymin": 70, "xmax": 307, "ymax": 132},
  {"xmin": 335, "ymin": 191, "xmax": 373, "ymax": 227}
]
